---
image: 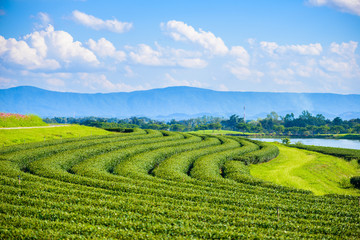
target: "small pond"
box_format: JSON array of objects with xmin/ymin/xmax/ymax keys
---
[{"xmin": 249, "ymin": 138, "xmax": 360, "ymax": 150}]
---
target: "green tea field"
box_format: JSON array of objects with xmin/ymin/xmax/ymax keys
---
[{"xmin": 1, "ymin": 129, "xmax": 359, "ymax": 239}]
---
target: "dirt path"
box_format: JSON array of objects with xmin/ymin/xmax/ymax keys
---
[{"xmin": 0, "ymin": 125, "xmax": 71, "ymax": 130}]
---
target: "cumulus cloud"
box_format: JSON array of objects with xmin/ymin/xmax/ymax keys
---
[
  {"xmin": 307, "ymin": 0, "xmax": 360, "ymax": 16},
  {"xmin": 319, "ymin": 58, "xmax": 352, "ymax": 72},
  {"xmin": 26, "ymin": 25, "xmax": 99, "ymax": 66},
  {"xmin": 129, "ymin": 43, "xmax": 207, "ymax": 68},
  {"xmin": 320, "ymin": 41, "xmax": 360, "ymax": 78},
  {"xmin": 255, "ymin": 40, "xmax": 359, "ymax": 91},
  {"xmin": 87, "ymin": 38, "xmax": 126, "ymax": 61},
  {"xmin": 226, "ymin": 46, "xmax": 256, "ymax": 81},
  {"xmin": 129, "ymin": 44, "xmax": 172, "ymax": 66},
  {"xmin": 222, "ymin": 38, "xmax": 359, "ymax": 93},
  {"xmin": 72, "ymin": 10, "xmax": 132, "ymax": 33},
  {"xmin": 0, "ymin": 24, "xmax": 99, "ymax": 70},
  {"xmin": 269, "ymin": 68, "xmax": 300, "ymax": 86},
  {"xmin": 330, "ymin": 41, "xmax": 357, "ymax": 57},
  {"xmin": 163, "ymin": 20, "xmax": 229, "ymax": 55},
  {"xmin": 0, "ymin": 35, "xmax": 60, "ymax": 70},
  {"xmin": 226, "ymin": 60, "xmax": 263, "ymax": 82},
  {"xmin": 228, "ymin": 66, "xmax": 252, "ymax": 80},
  {"xmin": 290, "ymin": 60, "xmax": 317, "ymax": 77},
  {"xmin": 260, "ymin": 42, "xmax": 322, "ymax": 56}
]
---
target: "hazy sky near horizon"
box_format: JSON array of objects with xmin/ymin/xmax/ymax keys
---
[{"xmin": 0, "ymin": 0, "xmax": 359, "ymax": 94}]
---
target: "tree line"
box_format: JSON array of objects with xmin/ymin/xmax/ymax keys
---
[{"xmin": 43, "ymin": 110, "xmax": 360, "ymax": 136}]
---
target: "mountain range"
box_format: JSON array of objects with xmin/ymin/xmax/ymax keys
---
[{"xmin": 1, "ymin": 86, "xmax": 360, "ymax": 120}]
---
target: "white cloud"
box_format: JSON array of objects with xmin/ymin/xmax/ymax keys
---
[
  {"xmin": 0, "ymin": 35, "xmax": 60, "ymax": 70},
  {"xmin": 230, "ymin": 46, "xmax": 250, "ymax": 66},
  {"xmin": 21, "ymin": 71, "xmax": 72, "ymax": 79},
  {"xmin": 273, "ymin": 77, "xmax": 301, "ymax": 86},
  {"xmin": 290, "ymin": 60, "xmax": 317, "ymax": 77},
  {"xmin": 228, "ymin": 66, "xmax": 252, "ymax": 79},
  {"xmin": 227, "ymin": 63, "xmax": 264, "ymax": 82},
  {"xmin": 218, "ymin": 84, "xmax": 229, "ymax": 91},
  {"xmin": 163, "ymin": 20, "xmax": 229, "ymax": 55},
  {"xmin": 226, "ymin": 46, "xmax": 256, "ymax": 81},
  {"xmin": 87, "ymin": 38, "xmax": 126, "ymax": 62},
  {"xmin": 284, "ymin": 43, "xmax": 322, "ymax": 55},
  {"xmin": 320, "ymin": 58, "xmax": 353, "ymax": 73},
  {"xmin": 177, "ymin": 58, "xmax": 207, "ymax": 68},
  {"xmin": 0, "ymin": 77, "xmax": 17, "ymax": 88},
  {"xmin": 26, "ymin": 25, "xmax": 99, "ymax": 66},
  {"xmin": 320, "ymin": 41, "xmax": 360, "ymax": 78},
  {"xmin": 255, "ymin": 40, "xmax": 359, "ymax": 91},
  {"xmin": 129, "ymin": 44, "xmax": 172, "ymax": 66},
  {"xmin": 330, "ymin": 41, "xmax": 357, "ymax": 57},
  {"xmin": 270, "ymin": 68, "xmax": 294, "ymax": 78},
  {"xmin": 77, "ymin": 73, "xmax": 140, "ymax": 92},
  {"xmin": 164, "ymin": 73, "xmax": 203, "ymax": 88},
  {"xmin": 259, "ymin": 42, "xmax": 278, "ymax": 56},
  {"xmin": 267, "ymin": 68, "xmax": 304, "ymax": 87},
  {"xmin": 124, "ymin": 65, "xmax": 136, "ymax": 77},
  {"xmin": 46, "ymin": 78, "xmax": 65, "ymax": 87},
  {"xmin": 72, "ymin": 10, "xmax": 132, "ymax": 33},
  {"xmin": 260, "ymin": 42, "xmax": 322, "ymax": 56},
  {"xmin": 34, "ymin": 12, "xmax": 51, "ymax": 29},
  {"xmin": 129, "ymin": 43, "xmax": 207, "ymax": 68},
  {"xmin": 307, "ymin": 0, "xmax": 360, "ymax": 16},
  {"xmin": 0, "ymin": 25, "xmax": 100, "ymax": 70}
]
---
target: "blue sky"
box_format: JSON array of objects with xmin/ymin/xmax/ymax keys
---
[{"xmin": 0, "ymin": 0, "xmax": 359, "ymax": 93}]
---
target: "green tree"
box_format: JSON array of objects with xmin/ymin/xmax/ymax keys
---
[
  {"xmin": 273, "ymin": 125, "xmax": 285, "ymax": 134},
  {"xmin": 354, "ymin": 124, "xmax": 360, "ymax": 134},
  {"xmin": 170, "ymin": 124, "xmax": 185, "ymax": 132},
  {"xmin": 236, "ymin": 122, "xmax": 250, "ymax": 132},
  {"xmin": 267, "ymin": 111, "xmax": 279, "ymax": 121},
  {"xmin": 282, "ymin": 137, "xmax": 290, "ymax": 145},
  {"xmin": 209, "ymin": 122, "xmax": 222, "ymax": 130},
  {"xmin": 332, "ymin": 117, "xmax": 343, "ymax": 126},
  {"xmin": 330, "ymin": 125, "xmax": 345, "ymax": 134},
  {"xmin": 221, "ymin": 114, "xmax": 242, "ymax": 130}
]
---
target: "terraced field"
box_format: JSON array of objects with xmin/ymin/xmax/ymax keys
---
[{"xmin": 1, "ymin": 129, "xmax": 359, "ymax": 239}]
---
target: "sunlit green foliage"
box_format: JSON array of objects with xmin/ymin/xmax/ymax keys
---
[
  {"xmin": 0, "ymin": 113, "xmax": 47, "ymax": 127},
  {"xmin": 1, "ymin": 131, "xmax": 359, "ymax": 239}
]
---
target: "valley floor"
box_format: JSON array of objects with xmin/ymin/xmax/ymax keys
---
[{"xmin": 250, "ymin": 144, "xmax": 360, "ymax": 195}]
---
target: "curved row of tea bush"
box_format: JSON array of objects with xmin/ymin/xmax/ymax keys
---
[
  {"xmin": 1, "ymin": 130, "xmax": 359, "ymax": 239},
  {"xmin": 231, "ymin": 139, "xmax": 280, "ymax": 165}
]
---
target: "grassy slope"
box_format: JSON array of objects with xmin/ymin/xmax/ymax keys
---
[
  {"xmin": 0, "ymin": 125, "xmax": 113, "ymax": 147},
  {"xmin": 250, "ymin": 143, "xmax": 360, "ymax": 196},
  {"xmin": 0, "ymin": 114, "xmax": 48, "ymax": 127}
]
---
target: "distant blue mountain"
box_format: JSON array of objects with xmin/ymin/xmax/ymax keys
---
[{"xmin": 0, "ymin": 86, "xmax": 359, "ymax": 120}]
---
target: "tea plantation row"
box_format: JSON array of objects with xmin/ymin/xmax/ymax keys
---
[{"xmin": 1, "ymin": 129, "xmax": 359, "ymax": 239}]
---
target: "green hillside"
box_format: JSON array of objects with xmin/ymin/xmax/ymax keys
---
[
  {"xmin": 0, "ymin": 131, "xmax": 359, "ymax": 239},
  {"xmin": 250, "ymin": 144, "xmax": 360, "ymax": 195},
  {"xmin": 0, "ymin": 125, "xmax": 113, "ymax": 146},
  {"xmin": 0, "ymin": 113, "xmax": 47, "ymax": 128}
]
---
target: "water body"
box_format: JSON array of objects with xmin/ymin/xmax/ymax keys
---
[{"xmin": 250, "ymin": 138, "xmax": 360, "ymax": 150}]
